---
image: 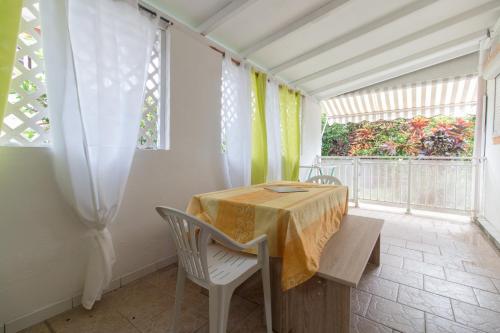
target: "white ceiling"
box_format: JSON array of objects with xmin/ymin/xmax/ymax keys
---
[{"xmin": 145, "ymin": 0, "xmax": 500, "ymax": 100}]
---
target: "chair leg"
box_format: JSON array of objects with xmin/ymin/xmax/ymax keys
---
[
  {"xmin": 261, "ymin": 257, "xmax": 273, "ymax": 333},
  {"xmin": 172, "ymin": 266, "xmax": 186, "ymax": 333},
  {"xmin": 209, "ymin": 285, "xmax": 233, "ymax": 333}
]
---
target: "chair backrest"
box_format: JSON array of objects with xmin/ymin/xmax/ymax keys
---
[
  {"xmin": 156, "ymin": 207, "xmax": 209, "ymax": 282},
  {"xmin": 155, "ymin": 206, "xmax": 247, "ymax": 284},
  {"xmin": 306, "ymin": 175, "xmax": 343, "ymax": 185}
]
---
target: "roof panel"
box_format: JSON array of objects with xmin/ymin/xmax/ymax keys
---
[
  {"xmin": 146, "ymin": 0, "xmax": 232, "ymax": 27},
  {"xmin": 296, "ymin": 12, "xmax": 496, "ymax": 92},
  {"xmin": 273, "ymin": 0, "xmax": 493, "ymax": 81},
  {"xmin": 149, "ymin": 0, "xmax": 499, "ymax": 98},
  {"xmin": 249, "ymin": 0, "xmax": 414, "ymax": 69},
  {"xmin": 210, "ymin": 0, "xmax": 329, "ymax": 51}
]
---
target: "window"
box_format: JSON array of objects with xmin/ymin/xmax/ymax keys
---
[
  {"xmin": 1, "ymin": 0, "xmax": 170, "ymax": 149},
  {"xmin": 138, "ymin": 28, "xmax": 171, "ymax": 150},
  {"xmin": 0, "ymin": 0, "xmax": 49, "ymax": 146}
]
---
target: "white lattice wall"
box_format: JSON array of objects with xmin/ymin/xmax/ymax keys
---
[
  {"xmin": 1, "ymin": 1, "xmax": 168, "ymax": 149},
  {"xmin": 1, "ymin": 0, "xmax": 49, "ymax": 146},
  {"xmin": 220, "ymin": 61, "xmax": 238, "ymax": 152},
  {"xmin": 138, "ymin": 30, "xmax": 162, "ymax": 149}
]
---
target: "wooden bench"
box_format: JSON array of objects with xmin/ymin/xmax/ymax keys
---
[{"xmin": 266, "ymin": 214, "xmax": 384, "ymax": 333}]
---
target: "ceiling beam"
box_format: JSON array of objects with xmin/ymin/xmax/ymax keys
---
[
  {"xmin": 270, "ymin": 0, "xmax": 438, "ymax": 74},
  {"xmin": 197, "ymin": 0, "xmax": 257, "ymax": 35},
  {"xmin": 313, "ymin": 30, "xmax": 485, "ymax": 98},
  {"xmin": 292, "ymin": 0, "xmax": 500, "ymax": 86},
  {"xmin": 240, "ymin": 0, "xmax": 350, "ymax": 57}
]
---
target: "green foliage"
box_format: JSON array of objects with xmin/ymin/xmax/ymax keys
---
[{"xmin": 321, "ymin": 115, "xmax": 475, "ymax": 157}]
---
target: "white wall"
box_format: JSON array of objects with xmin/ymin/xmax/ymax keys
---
[
  {"xmin": 481, "ymin": 79, "xmax": 500, "ymax": 243},
  {"xmin": 0, "ymin": 27, "xmax": 224, "ymax": 328}
]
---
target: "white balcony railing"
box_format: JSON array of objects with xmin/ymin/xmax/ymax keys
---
[{"xmin": 300, "ymin": 156, "xmax": 480, "ymax": 215}]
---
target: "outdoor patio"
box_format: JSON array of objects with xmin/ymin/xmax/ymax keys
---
[{"xmin": 19, "ymin": 207, "xmax": 500, "ymax": 333}]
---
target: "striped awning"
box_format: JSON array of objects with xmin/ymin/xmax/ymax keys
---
[{"xmin": 321, "ymin": 75, "xmax": 478, "ymax": 124}]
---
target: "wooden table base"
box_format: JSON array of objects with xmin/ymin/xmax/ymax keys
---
[
  {"xmin": 235, "ymin": 235, "xmax": 381, "ymax": 333},
  {"xmin": 268, "ymin": 258, "xmax": 351, "ymax": 333}
]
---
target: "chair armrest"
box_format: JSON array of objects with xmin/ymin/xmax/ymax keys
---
[
  {"xmin": 210, "ymin": 231, "xmax": 267, "ymax": 253},
  {"xmin": 239, "ymin": 234, "xmax": 267, "ymax": 249}
]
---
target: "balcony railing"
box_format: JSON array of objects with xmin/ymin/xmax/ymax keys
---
[{"xmin": 300, "ymin": 156, "xmax": 480, "ymax": 215}]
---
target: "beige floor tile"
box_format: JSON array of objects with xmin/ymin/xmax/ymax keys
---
[
  {"xmin": 445, "ymin": 268, "xmax": 497, "ymax": 293},
  {"xmin": 225, "ymin": 307, "xmax": 268, "ymax": 333},
  {"xmin": 406, "ymin": 241, "xmax": 441, "ymax": 254},
  {"xmin": 358, "ymin": 274, "xmax": 399, "ymax": 301},
  {"xmin": 403, "ymin": 258, "xmax": 445, "ymax": 279},
  {"xmin": 364, "ymin": 263, "xmax": 382, "ymax": 277},
  {"xmin": 397, "ymin": 285, "xmax": 453, "ymax": 320},
  {"xmin": 380, "ymin": 253, "xmax": 404, "ymax": 268},
  {"xmin": 425, "ymin": 313, "xmax": 481, "ymax": 333},
  {"xmin": 224, "ymin": 295, "xmax": 259, "ymax": 332},
  {"xmin": 351, "ymin": 289, "xmax": 372, "ymax": 316},
  {"xmin": 441, "ymin": 245, "xmax": 495, "ymax": 263},
  {"xmin": 366, "ymin": 296, "xmax": 425, "ymax": 333},
  {"xmin": 463, "ymin": 260, "xmax": 500, "ymax": 280},
  {"xmin": 421, "ymin": 234, "xmax": 456, "ymax": 248},
  {"xmin": 109, "ymin": 279, "xmax": 177, "ymax": 326},
  {"xmin": 47, "ymin": 305, "xmax": 139, "ymax": 333},
  {"xmin": 474, "ymin": 289, "xmax": 500, "ymax": 313},
  {"xmin": 381, "ymin": 243, "xmax": 390, "ymax": 253},
  {"xmin": 351, "ymin": 314, "xmax": 392, "ymax": 333},
  {"xmin": 423, "ymin": 253, "xmax": 464, "ymax": 271},
  {"xmin": 379, "ymin": 265, "xmax": 423, "ymax": 289},
  {"xmin": 457, "ymin": 240, "xmax": 499, "ymax": 257},
  {"xmin": 18, "ymin": 322, "xmax": 52, "ymax": 333},
  {"xmin": 493, "ymin": 279, "xmax": 500, "ymax": 293},
  {"xmin": 424, "ymin": 276, "xmax": 477, "ymax": 305},
  {"xmin": 139, "ymin": 307, "xmax": 207, "ymax": 333},
  {"xmin": 381, "ymin": 237, "xmax": 406, "ymax": 248},
  {"xmin": 383, "ymin": 231, "xmax": 422, "ymax": 244},
  {"xmin": 233, "ymin": 272, "xmax": 264, "ymax": 305},
  {"xmin": 454, "ymin": 241, "xmax": 499, "ymax": 259},
  {"xmin": 388, "ymin": 245, "xmax": 423, "ymax": 261},
  {"xmin": 452, "ymin": 299, "xmax": 500, "ymax": 333},
  {"xmin": 140, "ymin": 265, "xmax": 201, "ymax": 298}
]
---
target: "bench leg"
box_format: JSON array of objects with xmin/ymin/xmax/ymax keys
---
[
  {"xmin": 324, "ymin": 281, "xmax": 351, "ymax": 333},
  {"xmin": 287, "ymin": 276, "xmax": 351, "ymax": 333},
  {"xmin": 369, "ymin": 235, "xmax": 381, "ymax": 266}
]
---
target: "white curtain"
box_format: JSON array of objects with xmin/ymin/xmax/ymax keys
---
[
  {"xmin": 300, "ymin": 96, "xmax": 322, "ymax": 181},
  {"xmin": 40, "ymin": 0, "xmax": 157, "ymax": 309},
  {"xmin": 221, "ymin": 56, "xmax": 252, "ymax": 187},
  {"xmin": 265, "ymin": 80, "xmax": 282, "ymax": 181}
]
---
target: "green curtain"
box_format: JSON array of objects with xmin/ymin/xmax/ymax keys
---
[
  {"xmin": 0, "ymin": 0, "xmax": 23, "ymax": 123},
  {"xmin": 279, "ymin": 86, "xmax": 301, "ymax": 181},
  {"xmin": 251, "ymin": 70, "xmax": 268, "ymax": 184}
]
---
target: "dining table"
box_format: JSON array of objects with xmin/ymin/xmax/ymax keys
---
[{"xmin": 186, "ymin": 181, "xmax": 350, "ymax": 331}]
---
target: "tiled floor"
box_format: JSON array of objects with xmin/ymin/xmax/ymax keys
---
[{"xmin": 21, "ymin": 208, "xmax": 500, "ymax": 333}]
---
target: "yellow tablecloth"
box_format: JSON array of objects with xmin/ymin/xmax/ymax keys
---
[{"xmin": 186, "ymin": 181, "xmax": 349, "ymax": 290}]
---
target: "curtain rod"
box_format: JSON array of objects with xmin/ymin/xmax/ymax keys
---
[
  {"xmin": 138, "ymin": 2, "xmax": 304, "ymax": 97},
  {"xmin": 138, "ymin": 3, "xmax": 173, "ymax": 26},
  {"xmin": 209, "ymin": 46, "xmax": 241, "ymax": 66},
  {"xmin": 209, "ymin": 46, "xmax": 302, "ymax": 95}
]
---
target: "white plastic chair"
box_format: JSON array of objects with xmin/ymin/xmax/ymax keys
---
[
  {"xmin": 307, "ymin": 175, "xmax": 343, "ymax": 185},
  {"xmin": 155, "ymin": 206, "xmax": 272, "ymax": 333}
]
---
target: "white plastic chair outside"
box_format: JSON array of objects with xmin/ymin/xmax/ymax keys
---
[
  {"xmin": 307, "ymin": 175, "xmax": 343, "ymax": 185},
  {"xmin": 155, "ymin": 206, "xmax": 272, "ymax": 333}
]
